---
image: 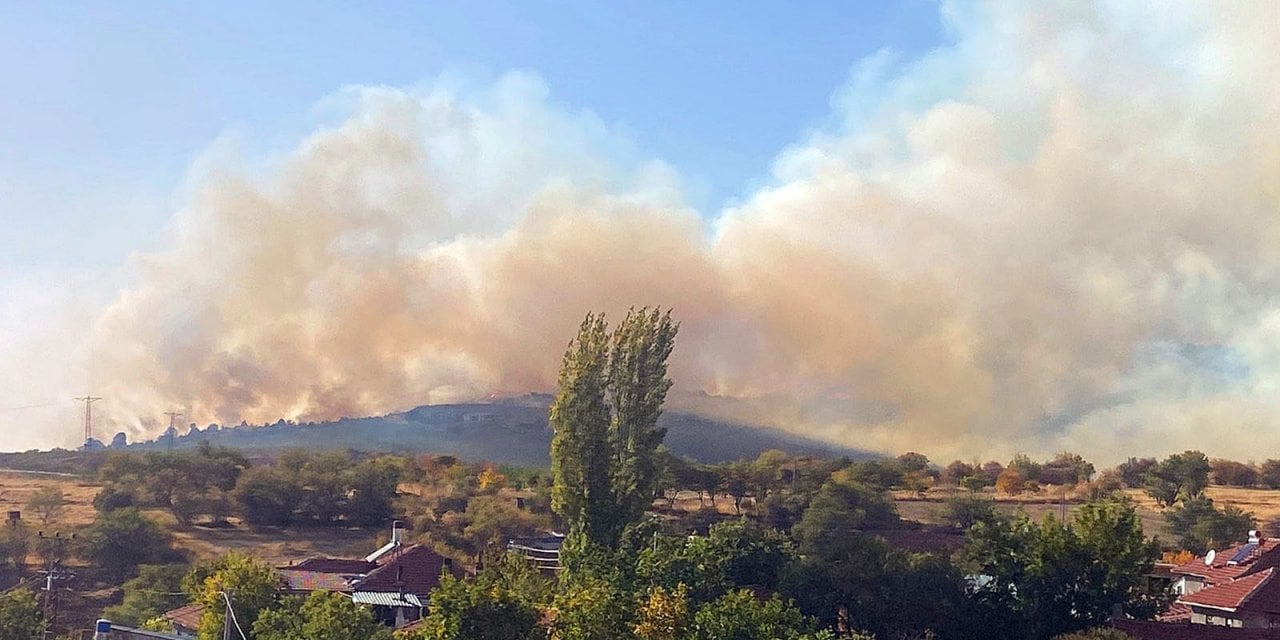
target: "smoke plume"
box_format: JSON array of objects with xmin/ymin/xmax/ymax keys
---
[{"xmin": 55, "ymin": 1, "xmax": 1280, "ymax": 462}]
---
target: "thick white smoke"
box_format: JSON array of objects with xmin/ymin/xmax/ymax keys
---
[{"xmin": 25, "ymin": 1, "xmax": 1280, "ymax": 462}]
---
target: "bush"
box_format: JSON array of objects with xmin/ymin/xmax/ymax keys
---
[
  {"xmin": 1260, "ymin": 460, "xmax": 1280, "ymax": 489},
  {"xmin": 1054, "ymin": 629, "xmax": 1135, "ymax": 640},
  {"xmin": 1210, "ymin": 460, "xmax": 1258, "ymax": 487},
  {"xmin": 102, "ymin": 564, "xmax": 188, "ymax": 626},
  {"xmin": 0, "ymin": 589, "xmax": 45, "ymax": 639},
  {"xmin": 996, "ymin": 468, "xmax": 1025, "ymax": 495},
  {"xmin": 1116, "ymin": 458, "xmax": 1156, "ymax": 488},
  {"xmin": 233, "ymin": 467, "xmax": 300, "ymax": 527},
  {"xmin": 0, "ymin": 523, "xmax": 30, "ymax": 571},
  {"xmin": 93, "ymin": 484, "xmax": 138, "ymax": 512},
  {"xmin": 1144, "ymin": 451, "xmax": 1210, "ymax": 507},
  {"xmin": 1165, "ymin": 497, "xmax": 1254, "ymax": 554},
  {"xmin": 81, "ymin": 508, "xmax": 181, "ymax": 574},
  {"xmin": 941, "ymin": 494, "xmax": 998, "ymax": 530}
]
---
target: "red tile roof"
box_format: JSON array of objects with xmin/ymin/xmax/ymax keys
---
[
  {"xmin": 1182, "ymin": 568, "xmax": 1273, "ymax": 611},
  {"xmin": 1236, "ymin": 570, "xmax": 1280, "ymax": 617},
  {"xmin": 162, "ymin": 603, "xmax": 205, "ymax": 631},
  {"xmin": 1173, "ymin": 539, "xmax": 1280, "ymax": 584},
  {"xmin": 289, "ymin": 557, "xmax": 379, "ymax": 574},
  {"xmin": 352, "ymin": 545, "xmax": 460, "ymax": 600},
  {"xmin": 279, "ymin": 569, "xmax": 359, "ymax": 592},
  {"xmin": 1116, "ymin": 619, "xmax": 1280, "ymax": 640},
  {"xmin": 1159, "ymin": 602, "xmax": 1194, "ymax": 623}
]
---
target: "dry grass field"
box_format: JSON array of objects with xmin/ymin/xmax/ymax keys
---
[
  {"xmin": 0, "ymin": 470, "xmax": 379, "ymax": 565},
  {"xmin": 895, "ymin": 485, "xmax": 1280, "ymax": 543},
  {"xmin": 0, "ymin": 470, "xmax": 100, "ymax": 529},
  {"xmin": 10, "ymin": 467, "xmax": 1280, "ymax": 564}
]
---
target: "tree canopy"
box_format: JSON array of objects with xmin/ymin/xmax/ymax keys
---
[{"xmin": 550, "ymin": 308, "xmax": 678, "ymax": 550}]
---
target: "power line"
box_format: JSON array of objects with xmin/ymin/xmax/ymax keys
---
[
  {"xmin": 165, "ymin": 411, "xmax": 183, "ymax": 451},
  {"xmin": 73, "ymin": 396, "xmax": 102, "ymax": 448},
  {"xmin": 0, "ymin": 402, "xmax": 57, "ymax": 413}
]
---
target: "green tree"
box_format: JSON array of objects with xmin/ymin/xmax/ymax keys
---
[
  {"xmin": 1008, "ymin": 454, "xmax": 1044, "ymax": 482},
  {"xmin": 1164, "ymin": 496, "xmax": 1255, "ymax": 554},
  {"xmin": 187, "ymin": 552, "xmax": 281, "ymax": 640},
  {"xmin": 633, "ymin": 584, "xmax": 690, "ymax": 640},
  {"xmin": 637, "ymin": 521, "xmax": 795, "ymax": 605},
  {"xmin": 0, "ymin": 589, "xmax": 45, "ymax": 640},
  {"xmin": 941, "ymin": 493, "xmax": 998, "ymax": 530},
  {"xmin": 253, "ymin": 591, "xmax": 392, "ymax": 640},
  {"xmin": 548, "ymin": 574, "xmax": 635, "ymax": 640},
  {"xmin": 1116, "ymin": 458, "xmax": 1156, "ymax": 488},
  {"xmin": 689, "ymin": 590, "xmax": 817, "ymax": 640},
  {"xmin": 550, "ymin": 309, "xmax": 679, "ymax": 550},
  {"xmin": 81, "ymin": 508, "xmax": 179, "ymax": 575},
  {"xmin": 1259, "ymin": 459, "xmax": 1280, "ymax": 489},
  {"xmin": 344, "ymin": 458, "xmax": 401, "ymax": 527},
  {"xmin": 102, "ymin": 564, "xmax": 188, "ymax": 626},
  {"xmin": 964, "ymin": 499, "xmax": 1161, "ymax": 639},
  {"xmin": 792, "ymin": 480, "xmax": 897, "ymax": 557},
  {"xmin": 896, "ymin": 452, "xmax": 930, "ymax": 474},
  {"xmin": 842, "ymin": 459, "xmax": 905, "ymax": 492},
  {"xmin": 1041, "ymin": 452, "xmax": 1095, "ymax": 486},
  {"xmin": 412, "ymin": 570, "xmax": 541, "ymax": 640},
  {"xmin": 233, "ymin": 467, "xmax": 300, "ymax": 527},
  {"xmin": 462, "ymin": 495, "xmax": 542, "ymax": 557},
  {"xmin": 26, "ymin": 485, "xmax": 65, "ymax": 525},
  {"xmin": 0, "ymin": 522, "xmax": 31, "ymax": 571},
  {"xmin": 1144, "ymin": 451, "xmax": 1210, "ymax": 507},
  {"xmin": 1210, "ymin": 459, "xmax": 1258, "ymax": 487},
  {"xmin": 608, "ymin": 307, "xmax": 678, "ymax": 528},
  {"xmin": 551, "ymin": 313, "xmax": 617, "ymax": 548}
]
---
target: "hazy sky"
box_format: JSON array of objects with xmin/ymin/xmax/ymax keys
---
[
  {"xmin": 0, "ymin": 1, "xmax": 941, "ymax": 270},
  {"xmin": 3, "ymin": 1, "xmax": 1278, "ymax": 465}
]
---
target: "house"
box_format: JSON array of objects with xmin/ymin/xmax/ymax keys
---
[
  {"xmin": 91, "ymin": 619, "xmax": 187, "ymax": 640},
  {"xmin": 158, "ymin": 522, "xmax": 458, "ymax": 631},
  {"xmin": 160, "ymin": 604, "xmax": 203, "ymax": 638},
  {"xmin": 350, "ymin": 545, "xmax": 461, "ymax": 627},
  {"xmin": 1115, "ymin": 531, "xmax": 1280, "ymax": 639},
  {"xmin": 1169, "ymin": 533, "xmax": 1280, "ymax": 599},
  {"xmin": 507, "ymin": 533, "xmax": 565, "ymax": 573}
]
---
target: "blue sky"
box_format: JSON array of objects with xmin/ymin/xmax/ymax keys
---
[{"xmin": 0, "ymin": 0, "xmax": 943, "ymax": 270}]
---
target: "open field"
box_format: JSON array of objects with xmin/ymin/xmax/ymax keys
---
[
  {"xmin": 0, "ymin": 470, "xmax": 100, "ymax": 529},
  {"xmin": 0, "ymin": 470, "xmax": 380, "ymax": 565}
]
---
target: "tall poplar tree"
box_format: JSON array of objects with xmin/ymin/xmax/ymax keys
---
[
  {"xmin": 550, "ymin": 307, "xmax": 679, "ymax": 549},
  {"xmin": 550, "ymin": 313, "xmax": 617, "ymax": 545},
  {"xmin": 609, "ymin": 307, "xmax": 678, "ymax": 528}
]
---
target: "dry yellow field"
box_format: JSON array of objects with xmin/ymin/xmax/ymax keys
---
[
  {"xmin": 0, "ymin": 470, "xmax": 378, "ymax": 565},
  {"xmin": 0, "ymin": 470, "xmax": 100, "ymax": 530}
]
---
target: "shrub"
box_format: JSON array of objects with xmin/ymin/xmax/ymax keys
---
[{"xmin": 81, "ymin": 508, "xmax": 181, "ymax": 574}]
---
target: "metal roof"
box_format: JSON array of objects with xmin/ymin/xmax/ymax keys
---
[{"xmin": 351, "ymin": 592, "xmax": 424, "ymax": 608}]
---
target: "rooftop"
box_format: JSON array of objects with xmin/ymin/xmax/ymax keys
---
[{"xmin": 352, "ymin": 545, "xmax": 460, "ymax": 600}]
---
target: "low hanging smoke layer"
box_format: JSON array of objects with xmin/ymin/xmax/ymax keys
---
[{"xmin": 69, "ymin": 1, "xmax": 1280, "ymax": 462}]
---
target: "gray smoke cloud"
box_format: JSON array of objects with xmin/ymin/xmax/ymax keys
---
[{"xmin": 40, "ymin": 1, "xmax": 1280, "ymax": 462}]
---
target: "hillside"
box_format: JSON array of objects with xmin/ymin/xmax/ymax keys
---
[{"xmin": 124, "ymin": 396, "xmax": 871, "ymax": 466}]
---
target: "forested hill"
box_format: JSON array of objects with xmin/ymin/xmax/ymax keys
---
[{"xmin": 125, "ymin": 396, "xmax": 871, "ymax": 466}]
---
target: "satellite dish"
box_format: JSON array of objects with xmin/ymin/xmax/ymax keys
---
[{"xmin": 1205, "ymin": 549, "xmax": 1217, "ymax": 566}]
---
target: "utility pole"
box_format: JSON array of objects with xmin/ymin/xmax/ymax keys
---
[
  {"xmin": 74, "ymin": 396, "xmax": 102, "ymax": 448},
  {"xmin": 37, "ymin": 531, "xmax": 74, "ymax": 628},
  {"xmin": 165, "ymin": 411, "xmax": 183, "ymax": 452},
  {"xmin": 222, "ymin": 590, "xmax": 234, "ymax": 640}
]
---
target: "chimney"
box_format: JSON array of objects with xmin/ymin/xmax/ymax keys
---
[
  {"xmin": 1250, "ymin": 530, "xmax": 1261, "ymax": 544},
  {"xmin": 392, "ymin": 520, "xmax": 404, "ymax": 546}
]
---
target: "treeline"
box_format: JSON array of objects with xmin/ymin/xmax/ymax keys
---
[
  {"xmin": 92, "ymin": 443, "xmax": 406, "ymax": 528},
  {"xmin": 85, "ymin": 460, "xmax": 1160, "ymax": 640}
]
